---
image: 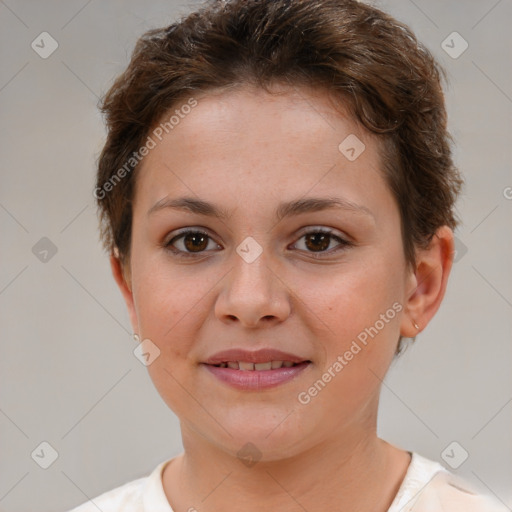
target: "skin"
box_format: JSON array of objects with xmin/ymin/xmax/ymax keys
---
[{"xmin": 111, "ymin": 83, "xmax": 454, "ymax": 511}]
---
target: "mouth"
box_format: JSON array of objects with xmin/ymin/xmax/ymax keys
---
[
  {"xmin": 201, "ymin": 348, "xmax": 312, "ymax": 390},
  {"xmin": 201, "ymin": 358, "xmax": 312, "ymax": 390},
  {"xmin": 207, "ymin": 360, "xmax": 309, "ymax": 370}
]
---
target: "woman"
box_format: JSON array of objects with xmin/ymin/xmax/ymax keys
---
[{"xmin": 70, "ymin": 0, "xmax": 506, "ymax": 510}]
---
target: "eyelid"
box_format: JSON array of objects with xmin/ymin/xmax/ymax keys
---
[
  {"xmin": 295, "ymin": 225, "xmax": 350, "ymax": 240},
  {"xmin": 165, "ymin": 226, "xmax": 212, "ymax": 242}
]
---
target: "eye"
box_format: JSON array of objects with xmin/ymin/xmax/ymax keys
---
[
  {"xmin": 164, "ymin": 229, "xmax": 220, "ymax": 258},
  {"xmin": 163, "ymin": 227, "xmax": 353, "ymax": 259},
  {"xmin": 292, "ymin": 227, "xmax": 353, "ymax": 258}
]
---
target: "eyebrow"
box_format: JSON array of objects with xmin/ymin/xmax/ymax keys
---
[{"xmin": 147, "ymin": 195, "xmax": 374, "ymax": 222}]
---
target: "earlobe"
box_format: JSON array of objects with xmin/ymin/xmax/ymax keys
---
[
  {"xmin": 110, "ymin": 253, "xmax": 139, "ymax": 334},
  {"xmin": 400, "ymin": 226, "xmax": 455, "ymax": 338}
]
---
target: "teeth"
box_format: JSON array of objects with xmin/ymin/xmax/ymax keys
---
[
  {"xmin": 254, "ymin": 362, "xmax": 272, "ymax": 371},
  {"xmin": 214, "ymin": 360, "xmax": 300, "ymax": 370}
]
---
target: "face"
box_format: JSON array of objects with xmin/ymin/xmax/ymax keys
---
[{"xmin": 114, "ymin": 84, "xmax": 423, "ymax": 461}]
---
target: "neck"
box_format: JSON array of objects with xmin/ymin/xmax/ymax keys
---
[{"xmin": 163, "ymin": 424, "xmax": 410, "ymax": 511}]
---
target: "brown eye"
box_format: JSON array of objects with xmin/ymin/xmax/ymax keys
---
[
  {"xmin": 164, "ymin": 227, "xmax": 352, "ymax": 260},
  {"xmin": 304, "ymin": 232, "xmax": 331, "ymax": 252},
  {"xmin": 293, "ymin": 228, "xmax": 352, "ymax": 258},
  {"xmin": 181, "ymin": 232, "xmax": 209, "ymax": 252},
  {"xmin": 165, "ymin": 229, "xmax": 219, "ymax": 257}
]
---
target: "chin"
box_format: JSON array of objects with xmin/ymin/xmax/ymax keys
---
[{"xmin": 206, "ymin": 409, "xmax": 311, "ymax": 458}]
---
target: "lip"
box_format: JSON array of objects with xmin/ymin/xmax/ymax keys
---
[
  {"xmin": 202, "ymin": 361, "xmax": 311, "ymax": 390},
  {"xmin": 203, "ymin": 348, "xmax": 309, "ymax": 365},
  {"xmin": 201, "ymin": 348, "xmax": 312, "ymax": 391}
]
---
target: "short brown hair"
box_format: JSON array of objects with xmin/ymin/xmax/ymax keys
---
[{"xmin": 95, "ymin": 0, "xmax": 463, "ymax": 349}]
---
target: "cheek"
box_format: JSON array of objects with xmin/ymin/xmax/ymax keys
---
[
  {"xmin": 301, "ymin": 257, "xmax": 404, "ymax": 383},
  {"xmin": 131, "ymin": 263, "xmax": 206, "ymax": 406},
  {"xmin": 297, "ymin": 264, "xmax": 402, "ymax": 421},
  {"xmin": 131, "ymin": 253, "xmax": 221, "ymax": 363},
  {"xmin": 131, "ymin": 259, "xmax": 187, "ymax": 347},
  {"xmin": 304, "ymin": 262, "xmax": 400, "ymax": 336}
]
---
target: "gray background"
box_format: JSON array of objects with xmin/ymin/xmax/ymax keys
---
[{"xmin": 0, "ymin": 1, "xmax": 511, "ymax": 511}]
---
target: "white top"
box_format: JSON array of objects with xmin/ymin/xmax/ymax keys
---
[{"xmin": 67, "ymin": 452, "xmax": 507, "ymax": 511}]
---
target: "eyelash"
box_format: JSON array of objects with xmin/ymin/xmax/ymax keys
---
[{"xmin": 163, "ymin": 227, "xmax": 353, "ymax": 260}]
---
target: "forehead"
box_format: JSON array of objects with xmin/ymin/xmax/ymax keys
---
[
  {"xmin": 134, "ymin": 84, "xmax": 392, "ymax": 222},
  {"xmin": 161, "ymin": 83, "xmax": 364, "ymax": 154}
]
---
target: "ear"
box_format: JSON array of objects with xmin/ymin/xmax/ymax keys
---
[
  {"xmin": 110, "ymin": 252, "xmax": 139, "ymax": 334},
  {"xmin": 400, "ymin": 225, "xmax": 455, "ymax": 338}
]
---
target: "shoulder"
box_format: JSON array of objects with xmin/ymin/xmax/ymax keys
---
[
  {"xmin": 66, "ymin": 476, "xmax": 147, "ymax": 512},
  {"xmin": 65, "ymin": 458, "xmax": 172, "ymax": 512},
  {"xmin": 410, "ymin": 470, "xmax": 508, "ymax": 512},
  {"xmin": 389, "ymin": 452, "xmax": 508, "ymax": 512}
]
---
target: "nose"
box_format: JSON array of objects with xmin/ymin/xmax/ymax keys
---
[{"xmin": 214, "ymin": 247, "xmax": 292, "ymax": 328}]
